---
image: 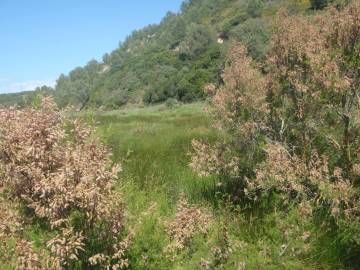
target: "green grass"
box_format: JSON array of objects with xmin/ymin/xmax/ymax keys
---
[
  {"xmin": 82, "ymin": 103, "xmax": 342, "ymax": 270},
  {"xmin": 1, "ymin": 102, "xmax": 350, "ymax": 269},
  {"xmin": 90, "ymin": 103, "xmax": 221, "ymax": 269},
  {"xmin": 91, "ymin": 103, "xmax": 218, "ymax": 204}
]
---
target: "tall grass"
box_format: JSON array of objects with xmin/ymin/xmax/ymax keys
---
[
  {"xmin": 92, "ymin": 103, "xmax": 218, "ymax": 205},
  {"xmin": 78, "ymin": 103, "xmax": 344, "ymax": 270}
]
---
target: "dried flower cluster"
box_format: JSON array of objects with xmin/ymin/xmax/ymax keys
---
[
  {"xmin": 210, "ymin": 45, "xmax": 268, "ymax": 132},
  {"xmin": 190, "ymin": 140, "xmax": 240, "ymax": 178},
  {"xmin": 164, "ymin": 196, "xmax": 212, "ymax": 257},
  {"xmin": 191, "ymin": 45, "xmax": 268, "ymax": 184},
  {"xmin": 0, "ymin": 194, "xmax": 55, "ymax": 269},
  {"xmin": 0, "ymin": 98, "xmax": 130, "ymax": 269}
]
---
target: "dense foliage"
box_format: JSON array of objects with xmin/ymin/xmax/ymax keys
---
[
  {"xmin": 0, "ymin": 98, "xmax": 130, "ymax": 269},
  {"xmin": 191, "ymin": 1, "xmax": 360, "ymax": 265}
]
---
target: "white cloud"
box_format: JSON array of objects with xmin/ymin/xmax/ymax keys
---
[{"xmin": 0, "ymin": 79, "xmax": 56, "ymax": 94}]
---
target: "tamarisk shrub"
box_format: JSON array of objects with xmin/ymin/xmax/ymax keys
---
[
  {"xmin": 326, "ymin": 2, "xmax": 360, "ymax": 181},
  {"xmin": 191, "ymin": 45, "xmax": 268, "ymax": 188},
  {"xmin": 265, "ymin": 1, "xmax": 360, "ymax": 250},
  {"xmin": 268, "ymin": 3, "xmax": 360, "ymax": 179},
  {"xmin": 0, "ymin": 97, "xmax": 131, "ymax": 269},
  {"xmin": 191, "ymin": 0, "xmax": 360, "ymax": 257},
  {"xmin": 267, "ymin": 9, "xmax": 351, "ymax": 162}
]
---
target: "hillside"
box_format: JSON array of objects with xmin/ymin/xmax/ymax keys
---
[
  {"xmin": 0, "ymin": 0, "xmax": 321, "ymax": 109},
  {"xmin": 54, "ymin": 0, "xmax": 274, "ymax": 109}
]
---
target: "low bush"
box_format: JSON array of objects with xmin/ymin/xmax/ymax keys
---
[
  {"xmin": 0, "ymin": 98, "xmax": 130, "ymax": 269},
  {"xmin": 191, "ymin": 2, "xmax": 360, "ymax": 265}
]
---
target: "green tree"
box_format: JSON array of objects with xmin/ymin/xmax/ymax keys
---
[
  {"xmin": 230, "ymin": 18, "xmax": 270, "ymax": 60},
  {"xmin": 179, "ymin": 24, "xmax": 215, "ymax": 60}
]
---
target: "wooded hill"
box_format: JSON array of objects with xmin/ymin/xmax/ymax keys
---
[{"xmin": 0, "ymin": 0, "xmax": 340, "ymax": 109}]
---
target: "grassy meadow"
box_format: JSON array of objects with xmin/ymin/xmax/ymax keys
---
[
  {"xmin": 76, "ymin": 103, "xmax": 346, "ymax": 270},
  {"xmin": 0, "ymin": 101, "xmax": 355, "ymax": 269}
]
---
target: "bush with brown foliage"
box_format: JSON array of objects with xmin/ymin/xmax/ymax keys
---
[
  {"xmin": 191, "ymin": 45, "xmax": 268, "ymax": 188},
  {"xmin": 192, "ymin": 0, "xmax": 360, "ymax": 254},
  {"xmin": 164, "ymin": 196, "xmax": 212, "ymax": 258},
  {"xmin": 0, "ymin": 98, "xmax": 130, "ymax": 269}
]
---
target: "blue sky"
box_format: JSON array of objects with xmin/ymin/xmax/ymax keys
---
[{"xmin": 0, "ymin": 0, "xmax": 183, "ymax": 93}]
